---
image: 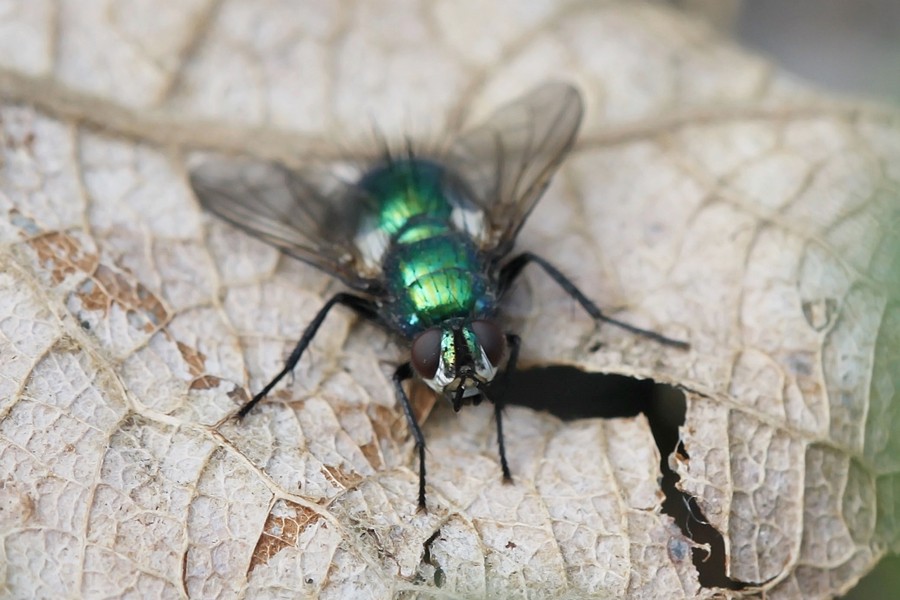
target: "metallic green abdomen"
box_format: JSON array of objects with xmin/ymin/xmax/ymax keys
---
[
  {"xmin": 358, "ymin": 160, "xmax": 494, "ymax": 336},
  {"xmin": 385, "ymin": 231, "xmax": 489, "ymax": 333}
]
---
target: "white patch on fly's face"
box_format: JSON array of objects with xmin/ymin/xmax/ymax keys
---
[
  {"xmin": 422, "ymin": 342, "xmax": 499, "ymax": 398},
  {"xmin": 353, "ymin": 220, "xmax": 390, "ymax": 269}
]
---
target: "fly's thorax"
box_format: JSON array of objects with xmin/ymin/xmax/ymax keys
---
[
  {"xmin": 411, "ymin": 319, "xmax": 506, "ymax": 409},
  {"xmin": 350, "ymin": 158, "xmax": 486, "ymax": 268}
]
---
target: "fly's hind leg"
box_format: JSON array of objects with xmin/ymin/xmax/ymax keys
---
[
  {"xmin": 237, "ymin": 292, "xmax": 379, "ymax": 418},
  {"xmin": 499, "ymin": 252, "xmax": 689, "ymax": 349}
]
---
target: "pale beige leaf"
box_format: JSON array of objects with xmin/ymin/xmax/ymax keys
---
[{"xmin": 0, "ymin": 1, "xmax": 898, "ymax": 599}]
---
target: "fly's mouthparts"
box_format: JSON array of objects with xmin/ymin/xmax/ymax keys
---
[{"xmin": 452, "ymin": 384, "xmax": 465, "ymax": 412}]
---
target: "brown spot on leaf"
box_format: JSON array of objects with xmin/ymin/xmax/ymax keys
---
[
  {"xmin": 249, "ymin": 501, "xmax": 320, "ymax": 571},
  {"xmin": 97, "ymin": 265, "xmax": 168, "ymax": 330},
  {"xmin": 410, "ymin": 382, "xmax": 437, "ymax": 424},
  {"xmin": 368, "ymin": 387, "xmax": 436, "ymax": 449},
  {"xmin": 368, "ymin": 404, "xmax": 401, "ymax": 445},
  {"xmin": 359, "ymin": 441, "xmax": 383, "ymax": 470},
  {"xmin": 321, "ymin": 465, "xmax": 363, "ymax": 488},
  {"xmin": 75, "ymin": 264, "xmax": 169, "ymax": 332},
  {"xmin": 190, "ymin": 375, "xmax": 221, "ymax": 390},
  {"xmin": 227, "ymin": 386, "xmax": 250, "ymax": 405},
  {"xmin": 177, "ymin": 342, "xmax": 221, "ymax": 389},
  {"xmin": 177, "ymin": 342, "xmax": 206, "ymax": 377},
  {"xmin": 28, "ymin": 232, "xmax": 98, "ymax": 283}
]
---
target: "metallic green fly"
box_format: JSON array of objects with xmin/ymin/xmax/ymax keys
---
[{"xmin": 189, "ymin": 82, "xmax": 688, "ymax": 510}]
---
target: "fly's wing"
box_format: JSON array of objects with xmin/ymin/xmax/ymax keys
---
[
  {"xmin": 445, "ymin": 82, "xmax": 584, "ymax": 256},
  {"xmin": 189, "ymin": 158, "xmax": 382, "ymax": 292}
]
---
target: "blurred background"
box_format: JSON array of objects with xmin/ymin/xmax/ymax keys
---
[
  {"xmin": 672, "ymin": 0, "xmax": 900, "ymax": 103},
  {"xmin": 677, "ymin": 1, "xmax": 900, "ymax": 597},
  {"xmin": 736, "ymin": 0, "xmax": 900, "ymax": 102}
]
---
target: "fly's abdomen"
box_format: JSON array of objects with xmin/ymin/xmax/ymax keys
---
[{"xmin": 385, "ymin": 231, "xmax": 492, "ymax": 335}]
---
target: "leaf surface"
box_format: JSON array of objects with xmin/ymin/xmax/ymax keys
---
[{"xmin": 0, "ymin": 1, "xmax": 898, "ymax": 598}]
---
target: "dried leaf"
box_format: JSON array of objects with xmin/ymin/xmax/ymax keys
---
[{"xmin": 1, "ymin": 1, "xmax": 898, "ymax": 598}]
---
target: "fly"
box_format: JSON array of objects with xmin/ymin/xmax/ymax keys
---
[{"xmin": 189, "ymin": 82, "xmax": 689, "ymax": 510}]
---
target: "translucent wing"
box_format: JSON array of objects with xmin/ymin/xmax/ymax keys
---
[
  {"xmin": 446, "ymin": 82, "xmax": 584, "ymax": 256},
  {"xmin": 189, "ymin": 158, "xmax": 382, "ymax": 292}
]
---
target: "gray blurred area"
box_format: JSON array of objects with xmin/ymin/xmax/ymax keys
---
[
  {"xmin": 737, "ymin": 0, "xmax": 900, "ymax": 102},
  {"xmin": 669, "ymin": 0, "xmax": 900, "ymax": 102}
]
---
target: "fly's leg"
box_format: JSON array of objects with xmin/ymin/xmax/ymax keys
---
[
  {"xmin": 499, "ymin": 252, "xmax": 689, "ymax": 349},
  {"xmin": 237, "ymin": 292, "xmax": 379, "ymax": 418},
  {"xmin": 490, "ymin": 333, "xmax": 520, "ymax": 482},
  {"xmin": 394, "ymin": 362, "xmax": 428, "ymax": 511}
]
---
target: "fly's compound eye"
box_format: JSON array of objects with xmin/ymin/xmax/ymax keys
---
[
  {"xmin": 471, "ymin": 320, "xmax": 505, "ymax": 366},
  {"xmin": 411, "ymin": 328, "xmax": 442, "ymax": 379}
]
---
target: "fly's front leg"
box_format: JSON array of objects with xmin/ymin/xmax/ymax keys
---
[
  {"xmin": 491, "ymin": 333, "xmax": 520, "ymax": 482},
  {"xmin": 238, "ymin": 292, "xmax": 379, "ymax": 418},
  {"xmin": 499, "ymin": 252, "xmax": 689, "ymax": 349},
  {"xmin": 393, "ymin": 362, "xmax": 429, "ymax": 511}
]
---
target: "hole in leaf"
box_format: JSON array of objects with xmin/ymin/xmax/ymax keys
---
[{"xmin": 502, "ymin": 366, "xmax": 746, "ymax": 590}]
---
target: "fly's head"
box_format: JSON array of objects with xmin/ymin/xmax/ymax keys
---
[{"xmin": 410, "ymin": 319, "xmax": 506, "ymax": 411}]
